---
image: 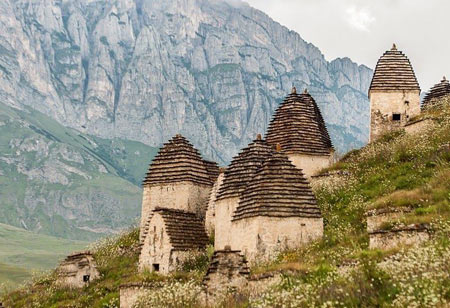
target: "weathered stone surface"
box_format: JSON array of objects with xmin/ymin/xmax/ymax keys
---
[
  {"xmin": 404, "ymin": 118, "xmax": 435, "ymax": 135},
  {"xmin": 56, "ymin": 251, "xmax": 100, "ymax": 289},
  {"xmin": 205, "ymin": 171, "xmax": 225, "ymax": 236},
  {"xmin": 369, "ymin": 45, "xmax": 421, "ymax": 142},
  {"xmin": 139, "ymin": 208, "xmax": 208, "ymax": 274},
  {"xmin": 0, "ymin": 0, "xmax": 372, "ymax": 165},
  {"xmin": 369, "ymin": 225, "xmax": 430, "ymax": 250},
  {"xmin": 203, "ymin": 249, "xmax": 250, "ymax": 302},
  {"xmin": 422, "ymin": 77, "xmax": 450, "ymax": 110},
  {"xmin": 119, "ymin": 283, "xmax": 154, "ymax": 308},
  {"xmin": 366, "ymin": 207, "xmax": 412, "ymax": 233}
]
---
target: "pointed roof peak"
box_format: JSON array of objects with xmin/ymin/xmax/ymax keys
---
[
  {"xmin": 303, "ymin": 88, "xmax": 308, "ymax": 94},
  {"xmin": 265, "ymin": 90, "xmax": 333, "ymax": 156},
  {"xmin": 291, "ymin": 86, "xmax": 297, "ymax": 94},
  {"xmin": 369, "ymin": 44, "xmax": 420, "ymax": 93},
  {"xmin": 443, "ymin": 76, "xmax": 447, "ymax": 82},
  {"xmin": 233, "ymin": 151, "xmax": 320, "ymax": 221},
  {"xmin": 143, "ymin": 135, "xmax": 214, "ymax": 186},
  {"xmin": 256, "ymin": 133, "xmax": 262, "ymax": 141},
  {"xmin": 422, "ymin": 76, "xmax": 450, "ymax": 109},
  {"xmin": 217, "ymin": 139, "xmax": 274, "ymax": 200}
]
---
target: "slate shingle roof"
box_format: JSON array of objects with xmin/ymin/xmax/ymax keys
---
[
  {"xmin": 369, "ymin": 44, "xmax": 420, "ymax": 93},
  {"xmin": 143, "ymin": 134, "xmax": 214, "ymax": 186},
  {"xmin": 154, "ymin": 207, "xmax": 209, "ymax": 251},
  {"xmin": 216, "ymin": 135, "xmax": 274, "ymax": 201},
  {"xmin": 233, "ymin": 151, "xmax": 321, "ymax": 221},
  {"xmin": 265, "ymin": 88, "xmax": 333, "ymax": 156},
  {"xmin": 422, "ymin": 77, "xmax": 450, "ymax": 109},
  {"xmin": 204, "ymin": 160, "xmax": 220, "ymax": 183}
]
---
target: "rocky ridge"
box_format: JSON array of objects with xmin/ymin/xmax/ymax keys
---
[{"xmin": 0, "ymin": 0, "xmax": 372, "ymax": 164}]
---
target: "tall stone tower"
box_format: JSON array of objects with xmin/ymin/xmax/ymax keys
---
[
  {"xmin": 369, "ymin": 44, "xmax": 421, "ymax": 142},
  {"xmin": 140, "ymin": 134, "xmax": 218, "ymax": 241}
]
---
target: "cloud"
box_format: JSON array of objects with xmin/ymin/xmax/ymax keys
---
[{"xmin": 345, "ymin": 6, "xmax": 375, "ymax": 32}]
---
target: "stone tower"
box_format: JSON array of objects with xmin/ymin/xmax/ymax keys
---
[
  {"xmin": 140, "ymin": 134, "xmax": 218, "ymax": 241},
  {"xmin": 231, "ymin": 150, "xmax": 323, "ymax": 263},
  {"xmin": 422, "ymin": 76, "xmax": 450, "ymax": 110},
  {"xmin": 369, "ymin": 44, "xmax": 421, "ymax": 142},
  {"xmin": 265, "ymin": 87, "xmax": 334, "ymax": 177},
  {"xmin": 213, "ymin": 135, "xmax": 273, "ymax": 250}
]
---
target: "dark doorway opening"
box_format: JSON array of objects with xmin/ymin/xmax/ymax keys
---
[
  {"xmin": 152, "ymin": 264, "xmax": 160, "ymax": 272},
  {"xmin": 393, "ymin": 113, "xmax": 401, "ymax": 121},
  {"xmin": 83, "ymin": 275, "xmax": 90, "ymax": 282}
]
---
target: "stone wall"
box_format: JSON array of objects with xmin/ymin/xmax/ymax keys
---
[
  {"xmin": 366, "ymin": 208, "xmax": 412, "ymax": 233},
  {"xmin": 369, "ymin": 227, "xmax": 430, "ymax": 250},
  {"xmin": 140, "ymin": 182, "xmax": 212, "ymax": 237},
  {"xmin": 119, "ymin": 283, "xmax": 153, "ymax": 308},
  {"xmin": 205, "ymin": 173, "xmax": 224, "ymax": 236},
  {"xmin": 404, "ymin": 118, "xmax": 434, "ymax": 135},
  {"xmin": 287, "ymin": 153, "xmax": 334, "ymax": 178},
  {"xmin": 231, "ymin": 216, "xmax": 323, "ymax": 264},
  {"xmin": 203, "ymin": 249, "xmax": 250, "ymax": 304},
  {"xmin": 139, "ymin": 213, "xmax": 173, "ymax": 273},
  {"xmin": 369, "ymin": 90, "xmax": 420, "ymax": 142},
  {"xmin": 56, "ymin": 253, "xmax": 100, "ymax": 289},
  {"xmin": 214, "ymin": 197, "xmax": 239, "ymax": 250}
]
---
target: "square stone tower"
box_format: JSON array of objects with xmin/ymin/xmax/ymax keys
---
[
  {"xmin": 369, "ymin": 44, "xmax": 421, "ymax": 142},
  {"xmin": 140, "ymin": 134, "xmax": 218, "ymax": 242}
]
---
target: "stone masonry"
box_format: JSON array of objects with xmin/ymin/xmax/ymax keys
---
[
  {"xmin": 369, "ymin": 44, "xmax": 421, "ymax": 142},
  {"xmin": 265, "ymin": 87, "xmax": 335, "ymax": 178},
  {"xmin": 56, "ymin": 251, "xmax": 100, "ymax": 288}
]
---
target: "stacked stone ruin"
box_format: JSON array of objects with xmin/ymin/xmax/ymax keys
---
[
  {"xmin": 368, "ymin": 44, "xmax": 421, "ymax": 141},
  {"xmin": 422, "ymin": 76, "xmax": 450, "ymax": 110},
  {"xmin": 56, "ymin": 251, "xmax": 100, "ymax": 288},
  {"xmin": 265, "ymin": 87, "xmax": 334, "ymax": 177},
  {"xmin": 138, "ymin": 134, "xmax": 217, "ymax": 274}
]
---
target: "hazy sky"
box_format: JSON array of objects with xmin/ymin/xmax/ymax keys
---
[{"xmin": 245, "ymin": 0, "xmax": 450, "ymax": 92}]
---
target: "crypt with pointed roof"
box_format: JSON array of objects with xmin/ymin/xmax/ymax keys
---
[
  {"xmin": 139, "ymin": 134, "xmax": 218, "ymax": 273},
  {"xmin": 230, "ymin": 147, "xmax": 323, "ymax": 263},
  {"xmin": 422, "ymin": 76, "xmax": 450, "ymax": 110},
  {"xmin": 265, "ymin": 87, "xmax": 335, "ymax": 178},
  {"xmin": 369, "ymin": 44, "xmax": 421, "ymax": 142}
]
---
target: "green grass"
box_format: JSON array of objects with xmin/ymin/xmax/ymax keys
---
[
  {"xmin": 0, "ymin": 101, "xmax": 157, "ymax": 240},
  {"xmin": 0, "ymin": 223, "xmax": 88, "ymax": 289},
  {"xmin": 2, "ymin": 100, "xmax": 449, "ymax": 307}
]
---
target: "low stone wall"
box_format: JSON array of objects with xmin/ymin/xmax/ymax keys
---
[
  {"xmin": 404, "ymin": 118, "xmax": 434, "ymax": 135},
  {"xmin": 247, "ymin": 272, "xmax": 282, "ymax": 297},
  {"xmin": 310, "ymin": 170, "xmax": 350, "ymax": 190},
  {"xmin": 120, "ymin": 283, "xmax": 154, "ymax": 308},
  {"xmin": 366, "ymin": 207, "xmax": 412, "ymax": 233},
  {"xmin": 369, "ymin": 225, "xmax": 430, "ymax": 250}
]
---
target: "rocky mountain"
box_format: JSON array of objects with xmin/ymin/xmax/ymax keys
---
[
  {"xmin": 0, "ymin": 0, "xmax": 372, "ymax": 164},
  {"xmin": 0, "ymin": 100, "xmax": 157, "ymax": 240}
]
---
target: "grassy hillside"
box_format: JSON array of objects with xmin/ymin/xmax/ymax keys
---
[
  {"xmin": 0, "ymin": 101, "xmax": 158, "ymax": 240},
  {"xmin": 0, "ymin": 223, "xmax": 87, "ymax": 288},
  {"xmin": 2, "ymin": 100, "xmax": 449, "ymax": 307}
]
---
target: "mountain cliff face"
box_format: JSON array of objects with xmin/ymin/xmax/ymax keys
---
[{"xmin": 0, "ymin": 0, "xmax": 372, "ymax": 164}]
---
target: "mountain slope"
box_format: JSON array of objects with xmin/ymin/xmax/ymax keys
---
[
  {"xmin": 0, "ymin": 223, "xmax": 87, "ymax": 288},
  {"xmin": 0, "ymin": 101, "xmax": 157, "ymax": 240},
  {"xmin": 0, "ymin": 0, "xmax": 372, "ymax": 164},
  {"xmin": 3, "ymin": 99, "xmax": 449, "ymax": 308}
]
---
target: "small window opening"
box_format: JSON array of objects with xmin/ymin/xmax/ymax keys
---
[
  {"xmin": 405, "ymin": 100, "xmax": 410, "ymax": 105},
  {"xmin": 393, "ymin": 113, "xmax": 401, "ymax": 121},
  {"xmin": 83, "ymin": 275, "xmax": 90, "ymax": 282},
  {"xmin": 152, "ymin": 264, "xmax": 160, "ymax": 272}
]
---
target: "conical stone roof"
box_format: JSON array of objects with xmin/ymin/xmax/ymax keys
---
[
  {"xmin": 422, "ymin": 77, "xmax": 450, "ymax": 109},
  {"xmin": 143, "ymin": 134, "xmax": 213, "ymax": 186},
  {"xmin": 216, "ymin": 135, "xmax": 274, "ymax": 201},
  {"xmin": 233, "ymin": 151, "xmax": 321, "ymax": 221},
  {"xmin": 153, "ymin": 207, "xmax": 209, "ymax": 251},
  {"xmin": 369, "ymin": 44, "xmax": 420, "ymax": 93},
  {"xmin": 265, "ymin": 88, "xmax": 333, "ymax": 156}
]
